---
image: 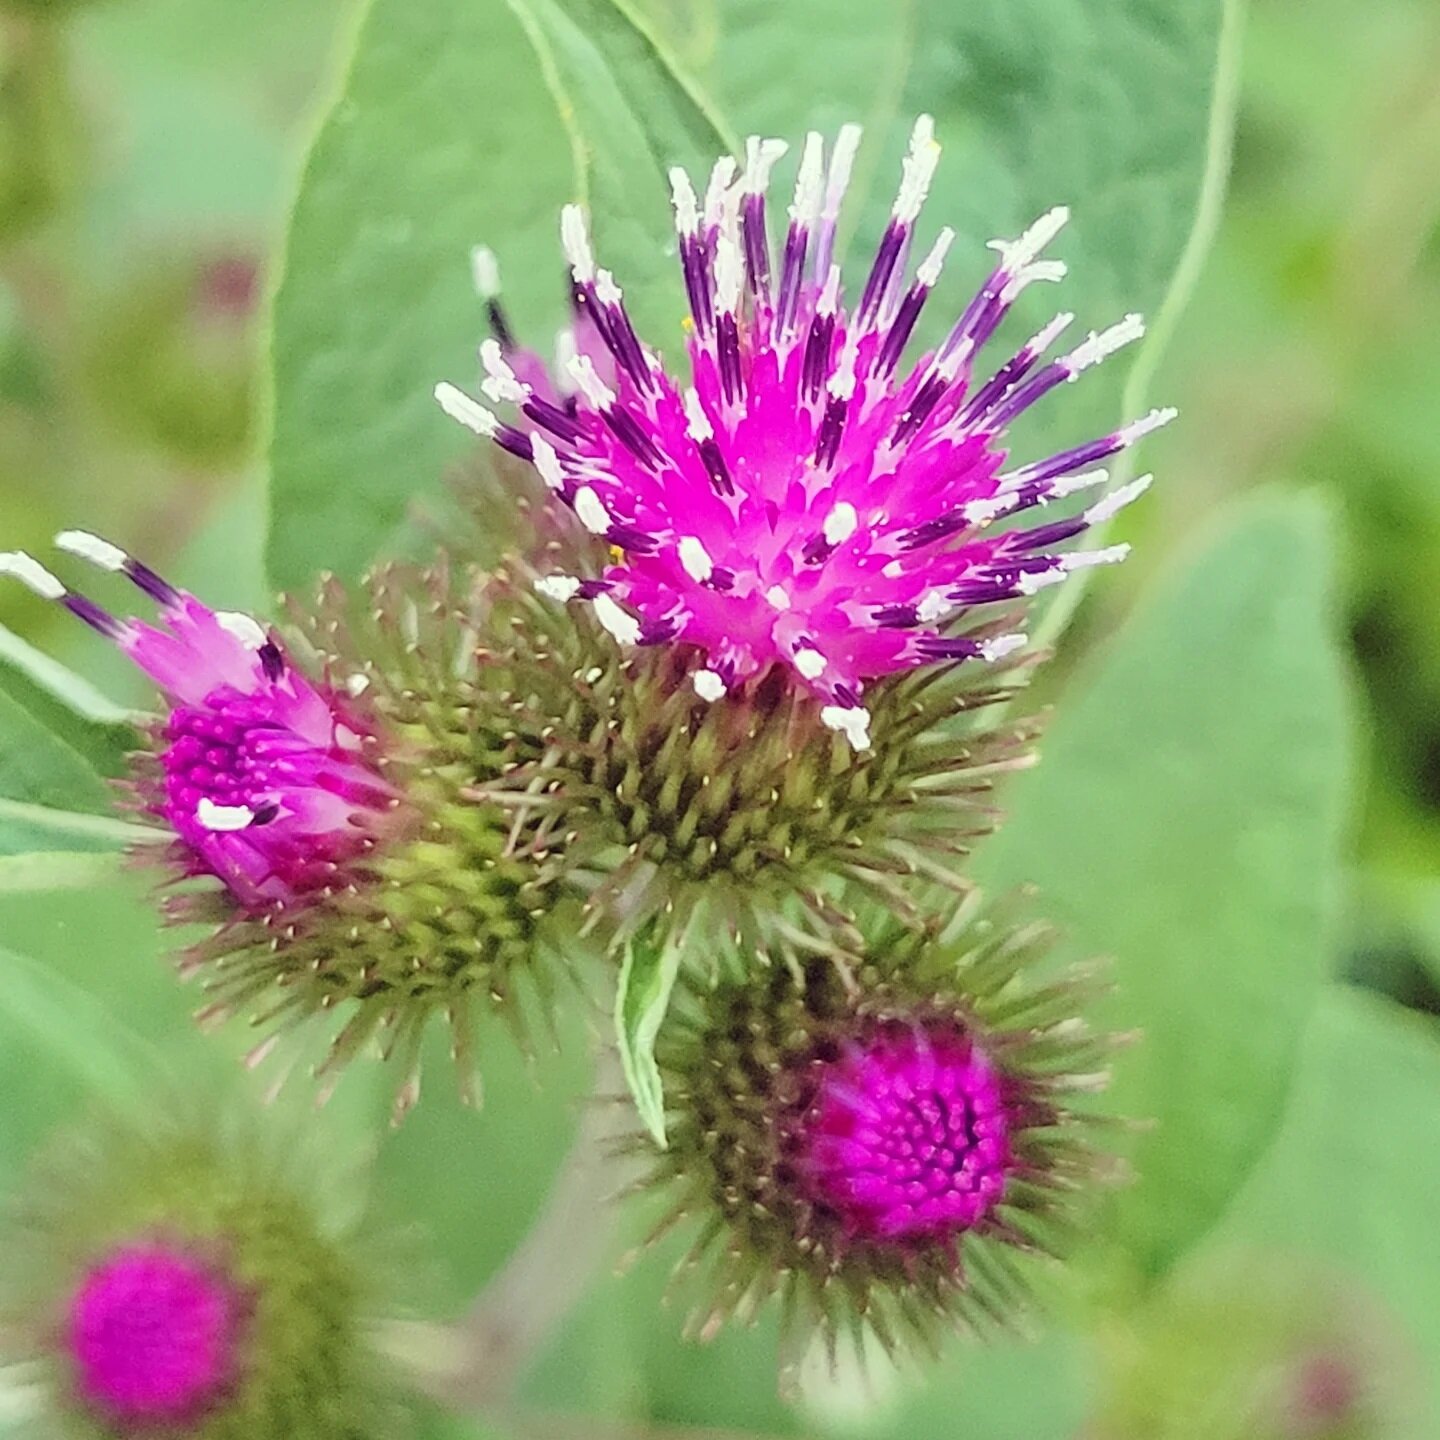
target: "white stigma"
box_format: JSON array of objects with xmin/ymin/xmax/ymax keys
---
[
  {"xmin": 595, "ymin": 269, "xmax": 623, "ymax": 306},
  {"xmin": 345, "ymin": 673, "xmax": 371, "ymax": 696},
  {"xmin": 989, "ymin": 205, "xmax": 1070, "ymax": 272},
  {"xmin": 917, "ymin": 591, "xmax": 952, "ymax": 624},
  {"xmin": 822, "ymin": 124, "xmax": 863, "ymax": 221},
  {"xmin": 1085, "ymin": 473, "xmax": 1154, "ymax": 526},
  {"xmin": 743, "ymin": 135, "xmax": 788, "ymax": 195},
  {"xmin": 1118, "ymin": 407, "xmax": 1179, "ymax": 445},
  {"xmin": 1066, "ymin": 543, "xmax": 1133, "ymax": 572},
  {"xmin": 821, "ymin": 704, "xmax": 872, "ymax": 752},
  {"xmin": 573, "ymin": 485, "xmax": 611, "ymax": 536},
  {"xmin": 978, "ymin": 632, "xmax": 1028, "ymax": 663},
  {"xmin": 55, "ymin": 530, "xmax": 126, "ymax": 571},
  {"xmin": 962, "ymin": 494, "xmax": 1015, "ymax": 526},
  {"xmin": 0, "ymin": 551, "xmax": 65, "ymax": 600},
  {"xmin": 1051, "ymin": 467, "xmax": 1110, "ymax": 498},
  {"xmin": 916, "ymin": 227, "xmax": 955, "ymax": 287},
  {"xmin": 560, "ymin": 204, "xmax": 596, "ymax": 283},
  {"xmin": 593, "ymin": 593, "xmax": 641, "ymax": 647},
  {"xmin": 669, "ymin": 166, "xmax": 700, "ymax": 236},
  {"xmin": 822, "ymin": 501, "xmax": 859, "ymax": 546},
  {"xmin": 683, "ymin": 389, "xmax": 713, "ymax": 441},
  {"xmin": 1001, "ymin": 259, "xmax": 1067, "ymax": 304},
  {"xmin": 479, "ymin": 338, "xmax": 528, "ymax": 404},
  {"xmin": 536, "ymin": 574, "xmax": 581, "ymax": 603},
  {"xmin": 794, "ymin": 648, "xmax": 827, "ymax": 680},
  {"xmin": 678, "ymin": 536, "xmax": 714, "ymax": 584},
  {"xmin": 1063, "ymin": 313, "xmax": 1145, "ymax": 377},
  {"xmin": 816, "ymin": 264, "xmax": 842, "ymax": 318},
  {"xmin": 1016, "ymin": 565, "xmax": 1067, "ymax": 596},
  {"xmin": 693, "ymin": 668, "xmax": 726, "ymax": 702},
  {"xmin": 434, "ymin": 382, "xmax": 500, "ymax": 437},
  {"xmin": 789, "ymin": 132, "xmax": 825, "ymax": 225},
  {"xmin": 566, "ymin": 354, "xmax": 617, "ymax": 411},
  {"xmin": 470, "ymin": 245, "xmax": 501, "ymax": 300},
  {"xmin": 531, "ymin": 432, "xmax": 566, "ymax": 491},
  {"xmin": 714, "ymin": 233, "xmax": 744, "ymax": 314},
  {"xmin": 704, "ymin": 155, "xmax": 738, "ymax": 228},
  {"xmin": 764, "ymin": 584, "xmax": 791, "ymax": 612},
  {"xmin": 196, "ymin": 798, "xmax": 256, "ymax": 833},
  {"xmin": 216, "ymin": 612, "xmax": 267, "ymax": 649},
  {"xmin": 1027, "ymin": 312, "xmax": 1076, "ymax": 356},
  {"xmin": 893, "ymin": 114, "xmax": 940, "ymax": 224}
]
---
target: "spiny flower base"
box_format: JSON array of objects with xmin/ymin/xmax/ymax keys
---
[
  {"xmin": 481, "ymin": 570, "xmax": 1041, "ymax": 949},
  {"xmin": 643, "ymin": 903, "xmax": 1120, "ymax": 1364},
  {"xmin": 160, "ymin": 564, "xmax": 587, "ymax": 1119},
  {"xmin": 3, "ymin": 1109, "xmax": 405, "ymax": 1440}
]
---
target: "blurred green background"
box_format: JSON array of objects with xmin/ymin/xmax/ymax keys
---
[{"xmin": 0, "ymin": 0, "xmax": 1436, "ymax": 1436}]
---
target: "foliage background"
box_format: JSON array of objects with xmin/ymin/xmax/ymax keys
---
[{"xmin": 0, "ymin": 0, "xmax": 1436, "ymax": 1436}]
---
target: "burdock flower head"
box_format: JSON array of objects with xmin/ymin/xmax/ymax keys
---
[
  {"xmin": 436, "ymin": 115, "xmax": 1170, "ymax": 749},
  {"xmin": 641, "ymin": 899, "xmax": 1120, "ymax": 1362},
  {"xmin": 0, "ymin": 1105, "xmax": 409, "ymax": 1438},
  {"xmin": 434, "ymin": 117, "xmax": 1170, "ymax": 942},
  {"xmin": 0, "ymin": 542, "xmax": 582, "ymax": 1115}
]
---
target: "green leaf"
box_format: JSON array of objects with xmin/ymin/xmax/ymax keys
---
[
  {"xmin": 0, "ymin": 797, "xmax": 152, "ymax": 857},
  {"xmin": 267, "ymin": 0, "xmax": 725, "ymax": 589},
  {"xmin": 975, "ymin": 492, "xmax": 1352, "ymax": 1277},
  {"xmin": 0, "ymin": 687, "xmax": 116, "ymax": 817},
  {"xmin": 614, "ymin": 922, "xmax": 682, "ymax": 1145},
  {"xmin": 0, "ymin": 849, "xmax": 122, "ymax": 892},
  {"xmin": 1206, "ymin": 988, "xmax": 1440, "ymax": 1430}
]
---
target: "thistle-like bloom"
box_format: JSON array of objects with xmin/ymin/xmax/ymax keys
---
[
  {"xmin": 436, "ymin": 116, "xmax": 1171, "ymax": 750},
  {"xmin": 0, "ymin": 544, "xmax": 582, "ymax": 1115},
  {"xmin": 1, "ymin": 1105, "xmax": 410, "ymax": 1438},
  {"xmin": 643, "ymin": 901, "xmax": 1121, "ymax": 1359},
  {"xmin": 0, "ymin": 534, "xmax": 396, "ymax": 909},
  {"xmin": 68, "ymin": 1243, "xmax": 242, "ymax": 1428}
]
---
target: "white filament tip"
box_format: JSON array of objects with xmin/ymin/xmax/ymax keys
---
[
  {"xmin": 196, "ymin": 798, "xmax": 256, "ymax": 832},
  {"xmin": 55, "ymin": 530, "xmax": 127, "ymax": 572},
  {"xmin": 593, "ymin": 593, "xmax": 641, "ymax": 647},
  {"xmin": 693, "ymin": 668, "xmax": 726, "ymax": 702},
  {"xmin": 434, "ymin": 382, "xmax": 499, "ymax": 437},
  {"xmin": 0, "ymin": 551, "xmax": 65, "ymax": 599},
  {"xmin": 536, "ymin": 574, "xmax": 581, "ymax": 603},
  {"xmin": 677, "ymin": 536, "xmax": 714, "ymax": 584},
  {"xmin": 823, "ymin": 501, "xmax": 859, "ymax": 546},
  {"xmin": 714, "ymin": 233, "xmax": 744, "ymax": 314},
  {"xmin": 1050, "ymin": 467, "xmax": 1110, "ymax": 498},
  {"xmin": 822, "ymin": 124, "xmax": 863, "ymax": 220},
  {"xmin": 794, "ymin": 648, "xmax": 827, "ymax": 680},
  {"xmin": 817, "ymin": 264, "xmax": 842, "ymax": 318},
  {"xmin": 1085, "ymin": 474, "xmax": 1154, "ymax": 526},
  {"xmin": 893, "ymin": 114, "xmax": 940, "ymax": 223},
  {"xmin": 595, "ymin": 269, "xmax": 623, "ymax": 306},
  {"xmin": 704, "ymin": 156, "xmax": 738, "ymax": 227},
  {"xmin": 789, "ymin": 132, "xmax": 825, "ymax": 225},
  {"xmin": 573, "ymin": 485, "xmax": 611, "ymax": 536},
  {"xmin": 479, "ymin": 339, "xmax": 528, "ymax": 404},
  {"xmin": 566, "ymin": 354, "xmax": 616, "ymax": 411},
  {"xmin": 764, "ymin": 584, "xmax": 791, "ymax": 612},
  {"xmin": 978, "ymin": 632, "xmax": 1028, "ymax": 663},
  {"xmin": 1118, "ymin": 407, "xmax": 1178, "ymax": 445},
  {"xmin": 1028, "ymin": 312, "xmax": 1076, "ymax": 356},
  {"xmin": 470, "ymin": 245, "xmax": 501, "ymax": 300},
  {"xmin": 215, "ymin": 611, "xmax": 267, "ymax": 649},
  {"xmin": 916, "ymin": 227, "xmax": 955, "ymax": 287},
  {"xmin": 916, "ymin": 590, "xmax": 952, "ymax": 624},
  {"xmin": 1064, "ymin": 313, "xmax": 1145, "ymax": 377},
  {"xmin": 743, "ymin": 135, "xmax": 788, "ymax": 194},
  {"xmin": 683, "ymin": 389, "xmax": 713, "ymax": 441},
  {"xmin": 560, "ymin": 204, "xmax": 596, "ymax": 283},
  {"xmin": 820, "ymin": 704, "xmax": 871, "ymax": 752},
  {"xmin": 530, "ymin": 433, "xmax": 566, "ymax": 491},
  {"xmin": 669, "ymin": 167, "xmax": 700, "ymax": 235},
  {"xmin": 989, "ymin": 205, "xmax": 1070, "ymax": 272}
]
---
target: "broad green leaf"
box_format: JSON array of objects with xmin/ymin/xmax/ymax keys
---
[
  {"xmin": 267, "ymin": 0, "xmax": 725, "ymax": 589},
  {"xmin": 975, "ymin": 492, "xmax": 1352, "ymax": 1276},
  {"xmin": 0, "ymin": 797, "xmax": 152, "ymax": 857},
  {"xmin": 0, "ymin": 849, "xmax": 122, "ymax": 892},
  {"xmin": 1203, "ymin": 988, "xmax": 1440, "ymax": 1434},
  {"xmin": 0, "ymin": 687, "xmax": 115, "ymax": 817},
  {"xmin": 614, "ymin": 922, "xmax": 681, "ymax": 1145}
]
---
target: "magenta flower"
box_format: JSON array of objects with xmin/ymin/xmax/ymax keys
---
[
  {"xmin": 0, "ymin": 534, "xmax": 398, "ymax": 909},
  {"xmin": 800, "ymin": 1022, "xmax": 1011, "ymax": 1243},
  {"xmin": 68, "ymin": 1243, "xmax": 241, "ymax": 1427},
  {"xmin": 437, "ymin": 116, "xmax": 1171, "ymax": 749}
]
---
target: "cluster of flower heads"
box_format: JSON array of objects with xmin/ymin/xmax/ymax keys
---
[{"xmin": 0, "ymin": 114, "xmax": 1163, "ymax": 1360}]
